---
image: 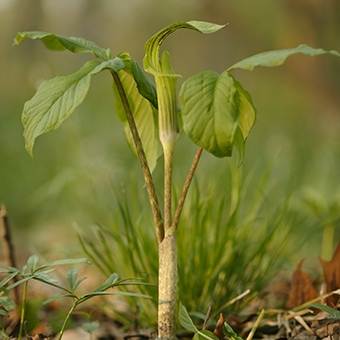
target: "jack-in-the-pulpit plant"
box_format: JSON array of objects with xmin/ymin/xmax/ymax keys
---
[{"xmin": 15, "ymin": 20, "xmax": 340, "ymax": 340}]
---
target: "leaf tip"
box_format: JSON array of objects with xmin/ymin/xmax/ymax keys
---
[
  {"xmin": 187, "ymin": 20, "xmax": 228, "ymax": 34},
  {"xmin": 13, "ymin": 32, "xmax": 23, "ymax": 46}
]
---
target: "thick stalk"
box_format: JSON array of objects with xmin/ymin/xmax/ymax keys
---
[
  {"xmin": 155, "ymin": 52, "xmax": 179, "ymax": 340},
  {"xmin": 158, "ymin": 233, "xmax": 178, "ymax": 340}
]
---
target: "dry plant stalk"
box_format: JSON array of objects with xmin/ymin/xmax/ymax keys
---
[{"xmin": 0, "ymin": 203, "xmax": 19, "ymax": 304}]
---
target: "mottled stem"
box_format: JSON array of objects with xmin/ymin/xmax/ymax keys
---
[{"xmin": 158, "ymin": 234, "xmax": 177, "ymax": 340}]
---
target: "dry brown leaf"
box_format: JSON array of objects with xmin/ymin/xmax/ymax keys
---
[
  {"xmin": 319, "ymin": 241, "xmax": 340, "ymax": 307},
  {"xmin": 286, "ymin": 260, "xmax": 318, "ymax": 309},
  {"xmin": 214, "ymin": 313, "xmax": 225, "ymax": 340}
]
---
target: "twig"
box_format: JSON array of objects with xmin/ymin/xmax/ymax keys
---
[
  {"xmin": 202, "ymin": 306, "xmax": 212, "ymax": 330},
  {"xmin": 246, "ymin": 309, "xmax": 265, "ymax": 340},
  {"xmin": 0, "ymin": 203, "xmax": 20, "ymax": 304}
]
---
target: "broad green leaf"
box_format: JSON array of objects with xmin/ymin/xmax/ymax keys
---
[
  {"xmin": 113, "ymin": 66, "xmax": 160, "ymax": 172},
  {"xmin": 228, "ymin": 44, "xmax": 340, "ymax": 71},
  {"xmin": 0, "ymin": 296, "xmax": 15, "ymax": 311},
  {"xmin": 178, "ymin": 302, "xmax": 198, "ymax": 333},
  {"xmin": 14, "ymin": 31, "xmax": 111, "ymax": 61},
  {"xmin": 179, "ymin": 70, "xmax": 240, "ymax": 157},
  {"xmin": 118, "ymin": 52, "xmax": 158, "ymax": 109},
  {"xmin": 22, "ymin": 60, "xmax": 124, "ymax": 160},
  {"xmin": 231, "ymin": 77, "xmax": 257, "ymax": 164},
  {"xmin": 27, "ymin": 254, "xmax": 39, "ymax": 271},
  {"xmin": 144, "ymin": 21, "xmax": 226, "ymax": 75},
  {"xmin": 194, "ymin": 330, "xmax": 219, "ymax": 340}
]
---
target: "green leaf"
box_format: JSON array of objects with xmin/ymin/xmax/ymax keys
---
[
  {"xmin": 0, "ymin": 265, "xmax": 19, "ymax": 272},
  {"xmin": 7, "ymin": 277, "xmax": 32, "ymax": 290},
  {"xmin": 82, "ymin": 291, "xmax": 152, "ymax": 299},
  {"xmin": 310, "ymin": 303, "xmax": 340, "ymax": 318},
  {"xmin": 0, "ymin": 309, "xmax": 10, "ymax": 318},
  {"xmin": 27, "ymin": 254, "xmax": 39, "ymax": 272},
  {"xmin": 228, "ymin": 44, "xmax": 340, "ymax": 71},
  {"xmin": 178, "ymin": 302, "xmax": 198, "ymax": 333},
  {"xmin": 41, "ymin": 257, "xmax": 92, "ymax": 269},
  {"xmin": 22, "ymin": 60, "xmax": 124, "ymax": 160},
  {"xmin": 43, "ymin": 293, "xmax": 76, "ymax": 305},
  {"xmin": 179, "ymin": 70, "xmax": 240, "ymax": 157},
  {"xmin": 34, "ymin": 272, "xmax": 59, "ymax": 284},
  {"xmin": 179, "ymin": 303, "xmax": 219, "ymax": 340},
  {"xmin": 113, "ymin": 66, "xmax": 160, "ymax": 172},
  {"xmin": 82, "ymin": 321, "xmax": 100, "ymax": 333},
  {"xmin": 118, "ymin": 52, "xmax": 158, "ymax": 109},
  {"xmin": 223, "ymin": 322, "xmax": 238, "ymax": 338},
  {"xmin": 0, "ymin": 271, "xmax": 20, "ymax": 286},
  {"xmin": 0, "ymin": 295, "xmax": 15, "ymax": 311},
  {"xmin": 66, "ymin": 268, "xmax": 79, "ymax": 292},
  {"xmin": 0, "ymin": 329, "xmax": 10, "ymax": 339},
  {"xmin": 144, "ymin": 21, "xmax": 226, "ymax": 76},
  {"xmin": 194, "ymin": 330, "xmax": 219, "ymax": 340},
  {"xmin": 93, "ymin": 273, "xmax": 119, "ymax": 292},
  {"xmin": 231, "ymin": 77, "xmax": 257, "ymax": 164},
  {"xmin": 14, "ymin": 31, "xmax": 111, "ymax": 61}
]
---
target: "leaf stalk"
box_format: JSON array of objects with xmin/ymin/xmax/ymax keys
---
[{"xmin": 110, "ymin": 70, "xmax": 164, "ymax": 243}]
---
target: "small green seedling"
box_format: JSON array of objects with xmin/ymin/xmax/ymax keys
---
[
  {"xmin": 0, "ymin": 255, "xmax": 91, "ymax": 339},
  {"xmin": 14, "ymin": 20, "xmax": 340, "ymax": 340},
  {"xmin": 0, "ymin": 255, "xmax": 152, "ymax": 339}
]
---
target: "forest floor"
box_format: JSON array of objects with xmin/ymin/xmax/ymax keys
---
[{"xmin": 1, "ymin": 206, "xmax": 340, "ymax": 340}]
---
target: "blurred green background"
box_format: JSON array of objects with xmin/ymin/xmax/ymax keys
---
[{"xmin": 1, "ymin": 0, "xmax": 340, "ymax": 264}]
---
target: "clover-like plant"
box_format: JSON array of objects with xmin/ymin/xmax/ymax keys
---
[{"xmin": 14, "ymin": 20, "xmax": 340, "ymax": 340}]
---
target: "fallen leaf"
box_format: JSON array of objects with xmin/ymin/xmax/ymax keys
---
[
  {"xmin": 319, "ymin": 241, "xmax": 340, "ymax": 307},
  {"xmin": 214, "ymin": 313, "xmax": 225, "ymax": 340},
  {"xmin": 286, "ymin": 260, "xmax": 317, "ymax": 309}
]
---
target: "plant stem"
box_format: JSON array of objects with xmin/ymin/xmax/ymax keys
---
[
  {"xmin": 58, "ymin": 302, "xmax": 77, "ymax": 340},
  {"xmin": 18, "ymin": 281, "xmax": 28, "ymax": 340},
  {"xmin": 163, "ymin": 147, "xmax": 174, "ymax": 232},
  {"xmin": 111, "ymin": 70, "xmax": 164, "ymax": 244},
  {"xmin": 158, "ymin": 233, "xmax": 177, "ymax": 340},
  {"xmin": 170, "ymin": 147, "xmax": 203, "ymax": 233}
]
